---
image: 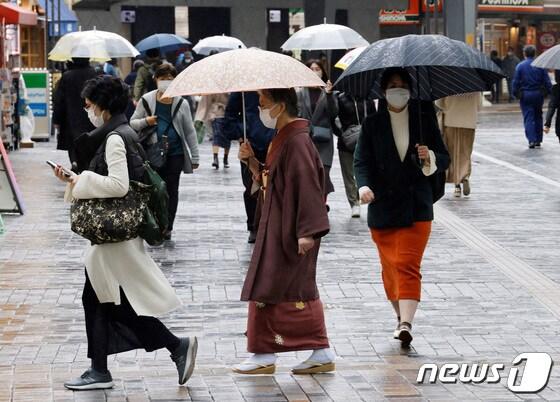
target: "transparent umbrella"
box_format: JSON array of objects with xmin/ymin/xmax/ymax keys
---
[
  {"xmin": 281, "ymin": 23, "xmax": 368, "ymax": 51},
  {"xmin": 49, "ymin": 29, "xmax": 139, "ymax": 62},
  {"xmin": 192, "ymin": 35, "xmax": 246, "ymax": 56}
]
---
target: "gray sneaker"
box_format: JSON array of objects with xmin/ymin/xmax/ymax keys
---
[
  {"xmin": 171, "ymin": 336, "xmax": 198, "ymax": 385},
  {"xmin": 64, "ymin": 368, "xmax": 113, "ymax": 391}
]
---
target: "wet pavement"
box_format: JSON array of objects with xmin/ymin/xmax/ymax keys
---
[{"xmin": 1, "ymin": 105, "xmax": 560, "ymax": 401}]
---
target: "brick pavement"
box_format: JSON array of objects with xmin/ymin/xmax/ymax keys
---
[{"xmin": 1, "ymin": 110, "xmax": 560, "ymax": 401}]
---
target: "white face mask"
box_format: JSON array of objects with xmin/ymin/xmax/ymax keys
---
[
  {"xmin": 86, "ymin": 105, "xmax": 104, "ymax": 128},
  {"xmin": 157, "ymin": 80, "xmax": 172, "ymax": 92},
  {"xmin": 259, "ymin": 104, "xmax": 279, "ymax": 129},
  {"xmin": 385, "ymin": 87, "xmax": 410, "ymax": 109},
  {"xmin": 314, "ymin": 69, "xmax": 323, "ymax": 79}
]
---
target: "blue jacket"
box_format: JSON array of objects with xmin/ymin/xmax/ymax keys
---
[
  {"xmin": 512, "ymin": 58, "xmax": 552, "ymax": 95},
  {"xmin": 223, "ymin": 92, "xmax": 275, "ymax": 154}
]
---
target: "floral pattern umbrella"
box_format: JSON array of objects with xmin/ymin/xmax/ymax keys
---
[{"xmin": 164, "ymin": 48, "xmax": 325, "ymax": 139}]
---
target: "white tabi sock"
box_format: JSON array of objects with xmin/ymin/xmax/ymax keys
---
[{"xmin": 307, "ymin": 348, "xmax": 335, "ymax": 363}]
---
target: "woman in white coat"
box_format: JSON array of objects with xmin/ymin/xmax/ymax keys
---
[{"xmin": 53, "ymin": 76, "xmax": 197, "ymax": 390}]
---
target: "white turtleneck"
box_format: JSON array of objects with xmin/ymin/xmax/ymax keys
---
[{"xmin": 358, "ymin": 105, "xmax": 437, "ymax": 200}]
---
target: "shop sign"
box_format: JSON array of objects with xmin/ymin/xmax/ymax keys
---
[
  {"xmin": 478, "ymin": 0, "xmax": 544, "ymax": 13},
  {"xmin": 538, "ymin": 32, "xmax": 557, "ymax": 52},
  {"xmin": 380, "ymin": 0, "xmax": 421, "ymax": 25},
  {"xmin": 21, "ymin": 70, "xmax": 50, "ymax": 140},
  {"xmin": 22, "ymin": 72, "xmax": 48, "ymax": 118},
  {"xmin": 269, "ymin": 10, "xmax": 281, "ymax": 23},
  {"xmin": 421, "ymin": 0, "xmax": 443, "ymax": 13}
]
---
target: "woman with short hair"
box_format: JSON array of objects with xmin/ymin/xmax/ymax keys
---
[
  {"xmin": 53, "ymin": 76, "xmax": 197, "ymax": 390},
  {"xmin": 131, "ymin": 64, "xmax": 199, "ymax": 240}
]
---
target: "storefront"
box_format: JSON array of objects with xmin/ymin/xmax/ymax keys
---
[{"xmin": 477, "ymin": 0, "xmax": 560, "ymax": 57}]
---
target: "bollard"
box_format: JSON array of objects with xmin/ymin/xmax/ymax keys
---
[{"xmin": 0, "ymin": 214, "xmax": 4, "ymax": 234}]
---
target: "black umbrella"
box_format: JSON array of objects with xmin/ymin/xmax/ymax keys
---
[{"xmin": 334, "ymin": 34, "xmax": 504, "ymax": 101}]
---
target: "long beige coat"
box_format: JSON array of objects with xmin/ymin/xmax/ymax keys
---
[
  {"xmin": 66, "ymin": 135, "xmax": 181, "ymax": 317},
  {"xmin": 194, "ymin": 93, "xmax": 229, "ymax": 125}
]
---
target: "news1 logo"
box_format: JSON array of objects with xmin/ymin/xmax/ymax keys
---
[{"xmin": 417, "ymin": 353, "xmax": 553, "ymax": 393}]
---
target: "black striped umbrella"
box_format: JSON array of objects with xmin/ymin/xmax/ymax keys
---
[{"xmin": 333, "ymin": 34, "xmax": 504, "ymax": 100}]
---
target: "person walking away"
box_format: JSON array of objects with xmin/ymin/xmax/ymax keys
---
[
  {"xmin": 354, "ymin": 68, "xmax": 450, "ymax": 348},
  {"xmin": 297, "ymin": 60, "xmax": 335, "ymax": 202},
  {"xmin": 53, "ymin": 57, "xmax": 97, "ymax": 172},
  {"xmin": 103, "ymin": 59, "xmax": 122, "ymax": 78},
  {"xmin": 502, "ymin": 47, "xmax": 520, "ymax": 102},
  {"xmin": 131, "ymin": 64, "xmax": 199, "ymax": 240},
  {"xmin": 234, "ymin": 88, "xmax": 335, "ymax": 375},
  {"xmin": 544, "ymin": 70, "xmax": 560, "ymax": 143},
  {"xmin": 436, "ymin": 93, "xmax": 482, "ymax": 197},
  {"xmin": 490, "ymin": 50, "xmax": 503, "ymax": 104},
  {"xmin": 124, "ymin": 60, "xmax": 144, "ymax": 87},
  {"xmin": 194, "ymin": 93, "xmax": 230, "ymax": 169},
  {"xmin": 134, "ymin": 48, "xmax": 162, "ymax": 102},
  {"xmin": 513, "ymin": 45, "xmax": 552, "ymax": 149},
  {"xmin": 52, "ymin": 76, "xmax": 197, "ymax": 390},
  {"xmin": 327, "ymin": 89, "xmax": 376, "ymax": 218},
  {"xmin": 224, "ymin": 91, "xmax": 275, "ymax": 243}
]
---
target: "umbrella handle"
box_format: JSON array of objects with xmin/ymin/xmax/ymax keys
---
[{"xmin": 242, "ymin": 91, "xmax": 247, "ymax": 142}]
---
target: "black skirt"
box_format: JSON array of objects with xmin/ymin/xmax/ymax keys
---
[{"xmin": 82, "ymin": 271, "xmax": 177, "ymax": 359}]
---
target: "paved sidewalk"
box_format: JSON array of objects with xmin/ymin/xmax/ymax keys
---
[{"xmin": 1, "ymin": 112, "xmax": 559, "ymax": 401}]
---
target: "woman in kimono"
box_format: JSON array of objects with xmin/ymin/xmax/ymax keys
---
[{"xmin": 233, "ymin": 88, "xmax": 335, "ymax": 375}]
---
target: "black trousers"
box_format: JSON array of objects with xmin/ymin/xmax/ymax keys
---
[
  {"xmin": 158, "ymin": 154, "xmax": 185, "ymax": 232},
  {"xmin": 241, "ymin": 149, "xmax": 267, "ymax": 232},
  {"xmin": 83, "ymin": 272, "xmax": 178, "ymax": 372}
]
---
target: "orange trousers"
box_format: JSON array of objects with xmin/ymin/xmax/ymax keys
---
[{"xmin": 370, "ymin": 221, "xmax": 432, "ymax": 301}]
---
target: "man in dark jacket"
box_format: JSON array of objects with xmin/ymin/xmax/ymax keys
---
[
  {"xmin": 52, "ymin": 57, "xmax": 97, "ymax": 172},
  {"xmin": 502, "ymin": 47, "xmax": 520, "ymax": 102},
  {"xmin": 224, "ymin": 92, "xmax": 275, "ymax": 243}
]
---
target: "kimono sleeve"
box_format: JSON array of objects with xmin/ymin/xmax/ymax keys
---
[{"xmin": 284, "ymin": 139, "xmax": 330, "ymax": 240}]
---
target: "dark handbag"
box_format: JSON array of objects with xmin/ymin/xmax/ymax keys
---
[
  {"xmin": 311, "ymin": 125, "xmax": 332, "ymax": 143},
  {"xmin": 137, "ymin": 161, "xmax": 169, "ymax": 246},
  {"xmin": 70, "ymin": 180, "xmax": 151, "ymax": 244},
  {"xmin": 341, "ymin": 99, "xmax": 368, "ymax": 151}
]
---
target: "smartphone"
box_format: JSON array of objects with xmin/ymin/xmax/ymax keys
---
[{"xmin": 46, "ymin": 160, "xmax": 72, "ymax": 178}]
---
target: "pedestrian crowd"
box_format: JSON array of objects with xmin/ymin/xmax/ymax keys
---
[{"xmin": 48, "ymin": 37, "xmax": 557, "ymax": 391}]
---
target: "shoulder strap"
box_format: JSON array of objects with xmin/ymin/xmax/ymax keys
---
[
  {"xmin": 141, "ymin": 97, "xmax": 152, "ymax": 116},
  {"xmin": 162, "ymin": 98, "xmax": 184, "ymax": 136}
]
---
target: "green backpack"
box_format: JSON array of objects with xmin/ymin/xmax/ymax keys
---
[{"xmin": 137, "ymin": 159, "xmax": 169, "ymax": 246}]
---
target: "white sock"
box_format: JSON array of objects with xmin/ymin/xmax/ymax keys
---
[
  {"xmin": 245, "ymin": 353, "xmax": 277, "ymax": 366},
  {"xmin": 399, "ymin": 299, "xmax": 419, "ymax": 325},
  {"xmin": 308, "ymin": 348, "xmax": 335, "ymax": 363}
]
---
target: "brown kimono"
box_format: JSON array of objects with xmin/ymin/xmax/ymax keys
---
[{"xmin": 240, "ymin": 119, "xmax": 331, "ymax": 353}]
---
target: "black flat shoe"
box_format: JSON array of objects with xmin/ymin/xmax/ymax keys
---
[
  {"xmin": 529, "ymin": 143, "xmax": 535, "ymax": 149},
  {"xmin": 212, "ymin": 156, "xmax": 219, "ymax": 169},
  {"xmin": 395, "ymin": 322, "xmax": 413, "ymax": 348},
  {"xmin": 64, "ymin": 368, "xmax": 113, "ymax": 391},
  {"xmin": 248, "ymin": 231, "xmax": 257, "ymax": 244}
]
